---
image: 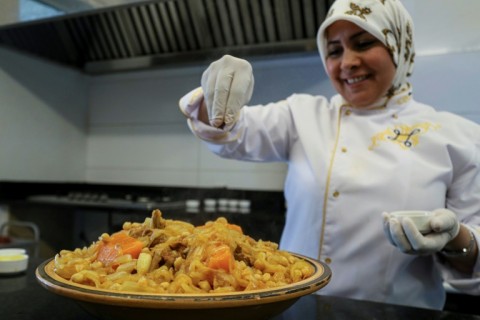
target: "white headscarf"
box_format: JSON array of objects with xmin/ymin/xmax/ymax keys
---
[{"xmin": 317, "ymin": 0, "xmax": 415, "ymax": 94}]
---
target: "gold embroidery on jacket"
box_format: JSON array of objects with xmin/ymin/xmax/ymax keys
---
[
  {"xmin": 369, "ymin": 123, "xmax": 440, "ymax": 150},
  {"xmin": 345, "ymin": 3, "xmax": 371, "ymax": 20}
]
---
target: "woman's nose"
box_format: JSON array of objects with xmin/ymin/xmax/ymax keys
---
[{"xmin": 341, "ymin": 49, "xmax": 360, "ymax": 70}]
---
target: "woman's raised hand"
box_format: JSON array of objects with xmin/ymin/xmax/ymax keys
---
[{"xmin": 201, "ymin": 55, "xmax": 254, "ymax": 128}]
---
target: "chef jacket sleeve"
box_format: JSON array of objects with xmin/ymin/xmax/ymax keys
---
[
  {"xmin": 179, "ymin": 87, "xmax": 296, "ymax": 162},
  {"xmin": 435, "ymin": 122, "xmax": 480, "ymax": 294}
]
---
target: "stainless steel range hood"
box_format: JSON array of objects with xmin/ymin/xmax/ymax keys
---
[{"xmin": 0, "ymin": 0, "xmax": 332, "ymax": 74}]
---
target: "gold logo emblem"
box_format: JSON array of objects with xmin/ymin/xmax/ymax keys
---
[{"xmin": 369, "ymin": 123, "xmax": 440, "ymax": 150}]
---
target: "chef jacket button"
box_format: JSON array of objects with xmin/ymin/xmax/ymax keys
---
[
  {"xmin": 325, "ymin": 257, "xmax": 332, "ymax": 264},
  {"xmin": 344, "ymin": 109, "xmax": 352, "ymax": 116},
  {"xmin": 392, "ymin": 113, "xmax": 398, "ymax": 119},
  {"xmin": 333, "ymin": 191, "xmax": 340, "ymax": 198},
  {"xmin": 341, "ymin": 147, "xmax": 347, "ymax": 153}
]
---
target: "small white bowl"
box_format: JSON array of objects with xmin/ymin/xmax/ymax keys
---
[
  {"xmin": 218, "ymin": 198, "xmax": 228, "ymax": 207},
  {"xmin": 185, "ymin": 199, "xmax": 200, "ymax": 208},
  {"xmin": 0, "ymin": 248, "xmax": 26, "ymax": 256},
  {"xmin": 203, "ymin": 198, "xmax": 216, "ymax": 207},
  {"xmin": 239, "ymin": 200, "xmax": 251, "ymax": 209},
  {"xmin": 227, "ymin": 199, "xmax": 239, "ymax": 208},
  {"xmin": 0, "ymin": 248, "xmax": 29, "ymax": 274},
  {"xmin": 390, "ymin": 210, "xmax": 433, "ymax": 234}
]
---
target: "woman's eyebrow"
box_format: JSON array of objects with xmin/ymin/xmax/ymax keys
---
[{"xmin": 327, "ymin": 30, "xmax": 368, "ymax": 45}]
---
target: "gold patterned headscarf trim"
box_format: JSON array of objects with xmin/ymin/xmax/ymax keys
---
[
  {"xmin": 317, "ymin": 0, "xmax": 415, "ymax": 93},
  {"xmin": 336, "ymin": 82, "xmax": 412, "ymax": 110}
]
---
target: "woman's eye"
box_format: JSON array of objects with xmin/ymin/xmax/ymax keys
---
[
  {"xmin": 327, "ymin": 47, "xmax": 342, "ymax": 57},
  {"xmin": 357, "ymin": 40, "xmax": 376, "ymax": 49}
]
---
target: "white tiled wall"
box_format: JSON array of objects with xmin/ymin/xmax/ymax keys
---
[
  {"xmin": 0, "ymin": 47, "xmax": 88, "ymax": 181},
  {"xmin": 1, "ymin": 43, "xmax": 479, "ymax": 190},
  {"xmin": 86, "ymin": 51, "xmax": 480, "ymax": 191},
  {"xmin": 86, "ymin": 54, "xmax": 335, "ymax": 190}
]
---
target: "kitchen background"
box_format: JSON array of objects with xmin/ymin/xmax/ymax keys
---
[
  {"xmin": 0, "ymin": 0, "xmax": 479, "ymax": 312},
  {"xmin": 0, "ymin": 0, "xmax": 479, "ymax": 189}
]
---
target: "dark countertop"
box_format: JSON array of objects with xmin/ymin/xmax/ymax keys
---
[
  {"xmin": 2, "ymin": 257, "xmax": 479, "ymax": 320},
  {"xmin": 2, "ymin": 181, "xmax": 288, "ymax": 248}
]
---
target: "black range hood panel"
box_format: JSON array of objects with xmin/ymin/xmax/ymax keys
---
[{"xmin": 0, "ymin": 0, "xmax": 332, "ymax": 74}]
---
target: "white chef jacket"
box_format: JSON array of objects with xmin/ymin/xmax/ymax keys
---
[{"xmin": 180, "ymin": 87, "xmax": 480, "ymax": 310}]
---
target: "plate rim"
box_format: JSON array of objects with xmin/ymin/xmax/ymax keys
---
[{"xmin": 35, "ymin": 252, "xmax": 331, "ymax": 309}]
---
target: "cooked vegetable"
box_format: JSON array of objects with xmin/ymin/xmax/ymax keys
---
[
  {"xmin": 97, "ymin": 231, "xmax": 144, "ymax": 266},
  {"xmin": 207, "ymin": 244, "xmax": 234, "ymax": 272},
  {"xmin": 227, "ymin": 223, "xmax": 243, "ymax": 234}
]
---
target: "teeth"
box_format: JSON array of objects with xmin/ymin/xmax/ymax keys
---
[{"xmin": 346, "ymin": 75, "xmax": 367, "ymax": 84}]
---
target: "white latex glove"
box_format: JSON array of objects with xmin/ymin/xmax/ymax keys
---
[
  {"xmin": 201, "ymin": 55, "xmax": 254, "ymax": 128},
  {"xmin": 383, "ymin": 209, "xmax": 460, "ymax": 255}
]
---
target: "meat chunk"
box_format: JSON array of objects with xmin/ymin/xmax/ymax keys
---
[
  {"xmin": 234, "ymin": 245, "xmax": 254, "ymax": 266},
  {"xmin": 149, "ymin": 236, "xmax": 189, "ymax": 270},
  {"xmin": 149, "ymin": 231, "xmax": 168, "ymax": 247},
  {"xmin": 151, "ymin": 209, "xmax": 166, "ymax": 229}
]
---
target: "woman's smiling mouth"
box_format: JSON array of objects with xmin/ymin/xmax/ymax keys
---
[{"xmin": 345, "ymin": 75, "xmax": 369, "ymax": 84}]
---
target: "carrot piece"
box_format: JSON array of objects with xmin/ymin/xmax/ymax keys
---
[
  {"xmin": 97, "ymin": 242, "xmax": 121, "ymax": 266},
  {"xmin": 227, "ymin": 223, "xmax": 243, "ymax": 234},
  {"xmin": 207, "ymin": 244, "xmax": 234, "ymax": 272},
  {"xmin": 96, "ymin": 231, "xmax": 143, "ymax": 266},
  {"xmin": 116, "ymin": 233, "xmax": 144, "ymax": 258}
]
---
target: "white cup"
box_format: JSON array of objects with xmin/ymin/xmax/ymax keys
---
[
  {"xmin": 185, "ymin": 199, "xmax": 200, "ymax": 208},
  {"xmin": 390, "ymin": 210, "xmax": 433, "ymax": 234},
  {"xmin": 203, "ymin": 198, "xmax": 216, "ymax": 207},
  {"xmin": 218, "ymin": 198, "xmax": 228, "ymax": 207}
]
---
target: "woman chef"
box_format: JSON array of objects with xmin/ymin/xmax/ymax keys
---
[{"xmin": 178, "ymin": 0, "xmax": 480, "ymax": 309}]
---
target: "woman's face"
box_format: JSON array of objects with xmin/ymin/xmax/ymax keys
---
[{"xmin": 325, "ymin": 20, "xmax": 396, "ymax": 108}]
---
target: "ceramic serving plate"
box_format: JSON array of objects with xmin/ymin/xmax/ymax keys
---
[{"xmin": 36, "ymin": 253, "xmax": 331, "ymax": 320}]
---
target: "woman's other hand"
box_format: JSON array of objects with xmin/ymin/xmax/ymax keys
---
[
  {"xmin": 201, "ymin": 55, "xmax": 254, "ymax": 129},
  {"xmin": 382, "ymin": 209, "xmax": 460, "ymax": 255}
]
